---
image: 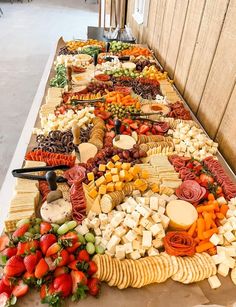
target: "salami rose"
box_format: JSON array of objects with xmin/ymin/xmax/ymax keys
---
[
  {"xmin": 164, "ymin": 231, "xmax": 196, "ymax": 256},
  {"xmin": 175, "ymin": 180, "xmax": 206, "ymax": 203}
]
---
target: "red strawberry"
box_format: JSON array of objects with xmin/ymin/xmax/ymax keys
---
[
  {"xmin": 40, "ymin": 234, "xmax": 57, "ymax": 255},
  {"xmin": 24, "ymin": 254, "xmax": 38, "ymax": 273},
  {"xmin": 60, "ymin": 232, "xmax": 78, "ymax": 243},
  {"xmin": 12, "ymin": 224, "xmax": 30, "ymax": 239},
  {"xmin": 44, "ymin": 257, "xmax": 56, "ymax": 271},
  {"xmin": 66, "ymin": 242, "xmax": 81, "ymax": 253},
  {"xmin": 53, "ymin": 273, "xmax": 72, "ymax": 298},
  {"xmin": 46, "ymin": 242, "xmax": 61, "ymax": 257},
  {"xmin": 17, "ymin": 240, "xmax": 39, "ymax": 256},
  {"xmin": 40, "ymin": 283, "xmax": 55, "ymax": 300},
  {"xmin": 0, "ymin": 235, "xmax": 9, "ymax": 252},
  {"xmin": 40, "ymin": 222, "xmax": 52, "ymax": 235},
  {"xmin": 54, "ymin": 266, "xmax": 68, "ymax": 277},
  {"xmin": 4, "ymin": 255, "xmax": 25, "ymax": 277},
  {"xmin": 71, "ymin": 270, "xmax": 87, "ymax": 293},
  {"xmin": 77, "ymin": 250, "xmax": 90, "ymax": 262},
  {"xmin": 23, "ymin": 272, "xmax": 36, "ymax": 286},
  {"xmin": 1, "ymin": 247, "xmax": 17, "ymax": 259},
  {"xmin": 87, "ymin": 277, "xmax": 100, "ymax": 297},
  {"xmin": 35, "ymin": 250, "xmax": 42, "ymax": 262},
  {"xmin": 12, "ymin": 280, "xmax": 29, "ymax": 298},
  {"xmin": 0, "ymin": 279, "xmax": 13, "ymax": 295},
  {"xmin": 54, "ymin": 249, "xmax": 69, "ymax": 267},
  {"xmin": 87, "ymin": 261, "xmax": 97, "ymax": 276},
  {"xmin": 0, "ymin": 292, "xmax": 10, "ymax": 307},
  {"xmin": 40, "ymin": 284, "xmax": 47, "ymax": 300},
  {"xmin": 35, "ymin": 258, "xmax": 49, "ymax": 279},
  {"xmin": 68, "ymin": 254, "xmax": 75, "ymax": 262},
  {"xmin": 68, "ymin": 260, "xmax": 79, "ymax": 271},
  {"xmin": 2, "ymin": 276, "xmax": 11, "ymax": 287}
]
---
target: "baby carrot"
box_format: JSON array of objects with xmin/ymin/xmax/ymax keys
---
[
  {"xmin": 208, "ymin": 193, "xmax": 215, "ymax": 201},
  {"xmin": 188, "ymin": 222, "xmax": 197, "ymax": 237},
  {"xmin": 220, "ymin": 204, "xmax": 229, "ymax": 216},
  {"xmin": 203, "ymin": 227, "xmax": 218, "ymax": 239},
  {"xmin": 197, "ymin": 204, "xmax": 216, "ymax": 213},
  {"xmin": 216, "ymin": 212, "xmax": 225, "ymax": 220},
  {"xmin": 196, "ymin": 242, "xmax": 214, "ymax": 253},
  {"xmin": 197, "ymin": 218, "xmax": 205, "ymax": 240},
  {"xmin": 202, "ymin": 212, "xmax": 212, "ymax": 230}
]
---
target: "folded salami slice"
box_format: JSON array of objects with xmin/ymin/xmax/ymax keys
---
[
  {"xmin": 64, "ymin": 165, "xmax": 86, "ymax": 185},
  {"xmin": 175, "ymin": 180, "xmax": 206, "ymax": 203},
  {"xmin": 164, "ymin": 231, "xmax": 196, "ymax": 256}
]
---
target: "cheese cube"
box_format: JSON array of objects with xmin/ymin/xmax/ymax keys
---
[
  {"xmin": 112, "ymin": 155, "xmax": 120, "ymax": 162},
  {"xmin": 126, "ymin": 173, "xmax": 134, "ymax": 182},
  {"xmin": 112, "ymin": 175, "xmax": 119, "ymax": 182},
  {"xmin": 115, "ymin": 161, "xmax": 122, "ymax": 169},
  {"xmin": 140, "ymin": 217, "xmax": 149, "ymax": 228},
  {"xmin": 133, "ymin": 226, "xmax": 143, "ymax": 235},
  {"xmin": 216, "ymin": 246, "xmax": 226, "ymax": 256},
  {"xmin": 115, "ymin": 245, "xmax": 125, "ymax": 260},
  {"xmin": 124, "ymin": 216, "xmax": 138, "ymax": 229},
  {"xmin": 90, "ymin": 218, "xmax": 100, "ymax": 229},
  {"xmin": 223, "ymin": 231, "xmax": 235, "ymax": 242},
  {"xmin": 130, "ymin": 165, "xmax": 141, "ymax": 176},
  {"xmin": 218, "ymin": 262, "xmax": 230, "ymax": 277},
  {"xmin": 133, "ymin": 190, "xmax": 141, "ymax": 198},
  {"xmin": 124, "ymin": 242, "xmax": 133, "ymax": 253},
  {"xmin": 94, "ymin": 228, "xmax": 102, "ymax": 236},
  {"xmin": 95, "ymin": 176, "xmax": 106, "ymax": 187},
  {"xmin": 115, "ymin": 226, "xmax": 127, "ymax": 237},
  {"xmin": 106, "ymin": 182, "xmax": 115, "ymax": 192},
  {"xmin": 225, "ymin": 246, "xmax": 236, "ymax": 257},
  {"xmin": 119, "ymin": 170, "xmax": 128, "ymax": 181},
  {"xmin": 75, "ymin": 224, "xmax": 89, "ymax": 235},
  {"xmin": 98, "ymin": 164, "xmax": 106, "ymax": 172},
  {"xmin": 130, "ymin": 250, "xmax": 141, "ymax": 260},
  {"xmin": 226, "ymin": 209, "xmax": 234, "ymax": 218},
  {"xmin": 210, "ymin": 233, "xmax": 221, "ymax": 246},
  {"xmin": 87, "ymin": 211, "xmax": 97, "ymax": 220},
  {"xmin": 99, "ymin": 185, "xmax": 107, "ymax": 195},
  {"xmin": 160, "ymin": 215, "xmax": 170, "ymax": 229},
  {"xmin": 151, "ymin": 183, "xmax": 159, "ymax": 193},
  {"xmin": 131, "ymin": 211, "xmax": 141, "ymax": 222},
  {"xmin": 136, "ymin": 204, "xmax": 151, "ymax": 218},
  {"xmin": 152, "ymin": 238, "xmax": 163, "ymax": 249},
  {"xmin": 150, "ymin": 197, "xmax": 159, "ymax": 211},
  {"xmin": 152, "ymin": 212, "xmax": 162, "ymax": 223},
  {"xmin": 150, "ymin": 224, "xmax": 163, "ymax": 236},
  {"xmin": 218, "ymin": 226, "xmax": 224, "ymax": 234},
  {"xmin": 105, "ymin": 172, "xmax": 112, "ymax": 183},
  {"xmin": 95, "ymin": 236, "xmax": 102, "ymax": 245},
  {"xmin": 125, "ymin": 230, "xmax": 137, "ymax": 242},
  {"xmin": 89, "ymin": 188, "xmax": 98, "ymax": 199},
  {"xmin": 147, "ymin": 247, "xmax": 159, "ymax": 256},
  {"xmin": 127, "ymin": 197, "xmax": 138, "ymax": 207},
  {"xmin": 99, "ymin": 213, "xmax": 108, "ymax": 225},
  {"xmin": 211, "ymin": 254, "xmax": 225, "ymax": 265},
  {"xmin": 122, "ymin": 163, "xmax": 131, "ymax": 170},
  {"xmin": 115, "ymin": 181, "xmax": 123, "ymax": 191},
  {"xmin": 132, "ymin": 239, "xmax": 141, "ymax": 250},
  {"xmin": 223, "ymin": 222, "xmax": 233, "ymax": 232},
  {"xmin": 141, "ymin": 170, "xmax": 149, "ymax": 179},
  {"xmin": 106, "ymin": 235, "xmax": 121, "ymax": 251},
  {"xmin": 111, "ymin": 168, "xmax": 118, "ymax": 175},
  {"xmin": 224, "ymin": 255, "xmax": 235, "ymax": 269},
  {"xmin": 158, "ymin": 206, "xmax": 166, "ymax": 215},
  {"xmin": 87, "ymin": 172, "xmax": 94, "ymax": 181},
  {"xmin": 110, "ymin": 213, "xmax": 123, "ymax": 228},
  {"xmin": 106, "ymin": 161, "xmax": 115, "ymax": 170},
  {"xmin": 105, "ymin": 250, "xmax": 115, "ymax": 257},
  {"xmin": 145, "ymin": 219, "xmax": 154, "ymax": 230},
  {"xmin": 142, "ymin": 231, "xmax": 152, "ymax": 248},
  {"xmin": 121, "ymin": 202, "xmax": 128, "ymax": 211},
  {"xmin": 208, "ymin": 275, "xmax": 221, "ymax": 289},
  {"xmin": 159, "ymin": 199, "xmax": 166, "ymax": 207}
]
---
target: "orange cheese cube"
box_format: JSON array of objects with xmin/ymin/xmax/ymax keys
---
[
  {"xmin": 111, "ymin": 168, "xmax": 118, "ymax": 175},
  {"xmin": 112, "ymin": 155, "xmax": 120, "ymax": 162},
  {"xmin": 141, "ymin": 170, "xmax": 149, "ymax": 179},
  {"xmin": 115, "ymin": 182, "xmax": 123, "ymax": 191},
  {"xmin": 119, "ymin": 170, "xmax": 128, "ymax": 181},
  {"xmin": 98, "ymin": 164, "xmax": 106, "ymax": 172},
  {"xmin": 126, "ymin": 173, "xmax": 134, "ymax": 182},
  {"xmin": 89, "ymin": 188, "xmax": 98, "ymax": 199},
  {"xmin": 95, "ymin": 176, "xmax": 106, "ymax": 187},
  {"xmin": 107, "ymin": 182, "xmax": 115, "ymax": 192},
  {"xmin": 115, "ymin": 161, "xmax": 122, "ymax": 169},
  {"xmin": 106, "ymin": 161, "xmax": 115, "ymax": 170},
  {"xmin": 134, "ymin": 179, "xmax": 148, "ymax": 192},
  {"xmin": 151, "ymin": 183, "xmax": 159, "ymax": 193},
  {"xmin": 99, "ymin": 185, "xmax": 107, "ymax": 195},
  {"xmin": 105, "ymin": 172, "xmax": 112, "ymax": 183},
  {"xmin": 87, "ymin": 172, "xmax": 94, "ymax": 181},
  {"xmin": 121, "ymin": 163, "xmax": 131, "ymax": 171},
  {"xmin": 131, "ymin": 165, "xmax": 141, "ymax": 176},
  {"xmin": 112, "ymin": 175, "xmax": 120, "ymax": 182}
]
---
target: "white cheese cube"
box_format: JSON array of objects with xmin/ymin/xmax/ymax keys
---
[
  {"xmin": 123, "ymin": 216, "xmax": 138, "ymax": 229},
  {"xmin": 152, "ymin": 238, "xmax": 163, "ymax": 249},
  {"xmin": 115, "ymin": 245, "xmax": 126, "ymax": 260},
  {"xmin": 107, "ymin": 212, "xmax": 114, "ymax": 221},
  {"xmin": 140, "ymin": 217, "xmax": 149, "ymax": 228},
  {"xmin": 125, "ymin": 230, "xmax": 137, "ymax": 242},
  {"xmin": 224, "ymin": 255, "xmax": 235, "ymax": 269},
  {"xmin": 211, "ymin": 254, "xmax": 225, "ymax": 265},
  {"xmin": 95, "ymin": 236, "xmax": 102, "ymax": 245},
  {"xmin": 226, "ymin": 209, "xmax": 235, "ymax": 218},
  {"xmin": 133, "ymin": 226, "xmax": 144, "ymax": 235},
  {"xmin": 115, "ymin": 226, "xmax": 127, "ymax": 237},
  {"xmin": 217, "ymin": 246, "xmax": 226, "ymax": 255},
  {"xmin": 151, "ymin": 212, "xmax": 162, "ymax": 223},
  {"xmin": 158, "ymin": 206, "xmax": 166, "ymax": 215},
  {"xmin": 145, "ymin": 221, "xmax": 154, "ymax": 230},
  {"xmin": 94, "ymin": 227, "xmax": 102, "ymax": 236},
  {"xmin": 224, "ymin": 231, "xmax": 235, "ymax": 242},
  {"xmin": 142, "ymin": 231, "xmax": 152, "ymax": 248},
  {"xmin": 209, "ymin": 233, "xmax": 221, "ymax": 246},
  {"xmin": 136, "ymin": 197, "xmax": 145, "ymax": 205},
  {"xmin": 100, "ymin": 238, "xmax": 108, "ymax": 248},
  {"xmin": 121, "ymin": 202, "xmax": 128, "ymax": 211},
  {"xmin": 110, "ymin": 213, "xmax": 124, "ymax": 228},
  {"xmin": 105, "ymin": 250, "xmax": 115, "ymax": 257},
  {"xmin": 76, "ymin": 224, "xmax": 89, "ymax": 235},
  {"xmin": 103, "ymin": 225, "xmax": 114, "ymax": 240},
  {"xmin": 99, "ymin": 213, "xmax": 108, "ymax": 225},
  {"xmin": 147, "ymin": 247, "xmax": 159, "ymax": 256},
  {"xmin": 106, "ymin": 235, "xmax": 121, "ymax": 251},
  {"xmin": 90, "ymin": 218, "xmax": 100, "ymax": 229},
  {"xmin": 127, "ymin": 197, "xmax": 138, "ymax": 207},
  {"xmin": 156, "ymin": 229, "xmax": 165, "ymax": 239},
  {"xmin": 218, "ymin": 262, "xmax": 230, "ymax": 277},
  {"xmin": 150, "ymin": 224, "xmax": 163, "ymax": 236},
  {"xmin": 124, "ymin": 242, "xmax": 133, "ymax": 254},
  {"xmin": 225, "ymin": 246, "xmax": 236, "ymax": 257},
  {"xmin": 87, "ymin": 211, "xmax": 97, "ymax": 220},
  {"xmin": 216, "ymin": 196, "xmax": 226, "ymax": 205},
  {"xmin": 150, "ymin": 197, "xmax": 159, "ymax": 211},
  {"xmin": 223, "ymin": 222, "xmax": 233, "ymax": 232},
  {"xmin": 130, "ymin": 250, "xmax": 141, "ymax": 260},
  {"xmin": 131, "ymin": 210, "xmax": 141, "ymax": 222},
  {"xmin": 160, "ymin": 215, "xmax": 170, "ymax": 229},
  {"xmin": 218, "ymin": 226, "xmax": 224, "ymax": 234},
  {"xmin": 220, "ymin": 218, "xmax": 227, "ymax": 225},
  {"xmin": 159, "ymin": 199, "xmax": 166, "ymax": 207},
  {"xmin": 136, "ymin": 204, "xmax": 151, "ymax": 218},
  {"xmin": 116, "ymin": 205, "xmax": 122, "ymax": 211},
  {"xmin": 133, "ymin": 190, "xmax": 141, "ymax": 197},
  {"xmin": 132, "ymin": 239, "xmax": 141, "ymax": 250}
]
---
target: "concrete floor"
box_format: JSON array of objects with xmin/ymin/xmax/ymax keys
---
[{"xmin": 0, "ymin": 0, "xmax": 98, "ymax": 188}]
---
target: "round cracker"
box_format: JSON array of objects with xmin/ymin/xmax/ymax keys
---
[
  {"xmin": 170, "ymin": 255, "xmax": 179, "ymax": 275},
  {"xmin": 194, "ymin": 253, "xmax": 208, "ymax": 281},
  {"xmin": 106, "ymin": 255, "xmax": 114, "ymax": 282},
  {"xmin": 115, "ymin": 259, "xmax": 123, "ymax": 287},
  {"xmin": 141, "ymin": 257, "xmax": 152, "ymax": 286},
  {"xmin": 92, "ymin": 254, "xmax": 101, "ymax": 279},
  {"xmin": 162, "ymin": 252, "xmax": 173, "ymax": 278},
  {"xmin": 126, "ymin": 259, "xmax": 135, "ymax": 287},
  {"xmin": 193, "ymin": 254, "xmax": 205, "ymax": 281},
  {"xmin": 118, "ymin": 260, "xmax": 128, "ymax": 289},
  {"xmin": 203, "ymin": 252, "xmax": 217, "ymax": 275},
  {"xmin": 108, "ymin": 258, "xmax": 118, "ymax": 286},
  {"xmin": 132, "ymin": 260, "xmax": 141, "ymax": 288},
  {"xmin": 147, "ymin": 256, "xmax": 159, "ymax": 284},
  {"xmin": 182, "ymin": 257, "xmax": 193, "ymax": 284},
  {"xmin": 160, "ymin": 253, "xmax": 171, "ymax": 282},
  {"xmin": 172, "ymin": 256, "xmax": 185, "ymax": 282}
]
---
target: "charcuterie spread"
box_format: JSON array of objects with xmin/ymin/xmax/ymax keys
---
[{"xmin": 1, "ymin": 38, "xmax": 236, "ymax": 306}]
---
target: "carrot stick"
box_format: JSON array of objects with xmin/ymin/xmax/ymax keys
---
[
  {"xmin": 202, "ymin": 212, "xmax": 212, "ymax": 230},
  {"xmin": 203, "ymin": 227, "xmax": 218, "ymax": 239},
  {"xmin": 220, "ymin": 204, "xmax": 229, "ymax": 216},
  {"xmin": 188, "ymin": 222, "xmax": 197, "ymax": 237},
  {"xmin": 196, "ymin": 242, "xmax": 214, "ymax": 253},
  {"xmin": 216, "ymin": 212, "xmax": 225, "ymax": 220},
  {"xmin": 197, "ymin": 204, "xmax": 217, "ymax": 213},
  {"xmin": 197, "ymin": 218, "xmax": 205, "ymax": 240}
]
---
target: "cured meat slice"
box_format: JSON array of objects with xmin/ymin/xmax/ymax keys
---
[
  {"xmin": 175, "ymin": 180, "xmax": 206, "ymax": 203},
  {"xmin": 163, "ymin": 231, "xmax": 196, "ymax": 256},
  {"xmin": 64, "ymin": 165, "xmax": 86, "ymax": 185}
]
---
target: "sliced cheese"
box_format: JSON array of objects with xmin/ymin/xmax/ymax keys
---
[
  {"xmin": 166, "ymin": 200, "xmax": 198, "ymax": 230},
  {"xmin": 78, "ymin": 143, "xmax": 98, "ymax": 163},
  {"xmin": 113, "ymin": 135, "xmax": 136, "ymax": 150},
  {"xmin": 40, "ymin": 199, "xmax": 72, "ymax": 224}
]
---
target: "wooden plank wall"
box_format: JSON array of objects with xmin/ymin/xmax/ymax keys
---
[{"xmin": 126, "ymin": 0, "xmax": 236, "ymax": 174}]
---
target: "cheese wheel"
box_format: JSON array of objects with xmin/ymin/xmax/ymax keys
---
[
  {"xmin": 113, "ymin": 135, "xmax": 136, "ymax": 150},
  {"xmin": 78, "ymin": 143, "xmax": 98, "ymax": 163},
  {"xmin": 166, "ymin": 200, "xmax": 198, "ymax": 230},
  {"xmin": 40, "ymin": 199, "xmax": 72, "ymax": 224}
]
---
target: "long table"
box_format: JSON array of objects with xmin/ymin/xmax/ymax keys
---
[{"xmin": 0, "ymin": 37, "xmax": 236, "ymax": 306}]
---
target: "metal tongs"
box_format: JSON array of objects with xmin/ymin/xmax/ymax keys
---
[
  {"xmin": 130, "ymin": 112, "xmax": 163, "ymax": 123},
  {"xmin": 71, "ymin": 97, "xmax": 106, "ymax": 106}
]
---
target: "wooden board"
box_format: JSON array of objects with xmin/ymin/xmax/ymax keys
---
[
  {"xmin": 164, "ymin": 0, "xmax": 189, "ymax": 79},
  {"xmin": 157, "ymin": 0, "xmax": 176, "ymax": 67},
  {"xmin": 197, "ymin": 0, "xmax": 236, "ymax": 139},
  {"xmin": 215, "ymin": 82, "xmax": 236, "ymax": 174},
  {"xmin": 173, "ymin": 0, "xmax": 206, "ymax": 94},
  {"xmin": 183, "ymin": 0, "xmax": 229, "ymax": 114}
]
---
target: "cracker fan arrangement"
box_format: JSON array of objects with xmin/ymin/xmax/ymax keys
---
[{"xmin": 1, "ymin": 38, "xmax": 236, "ymax": 307}]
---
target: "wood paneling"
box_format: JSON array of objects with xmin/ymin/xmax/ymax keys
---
[{"xmin": 126, "ymin": 0, "xmax": 236, "ymax": 173}]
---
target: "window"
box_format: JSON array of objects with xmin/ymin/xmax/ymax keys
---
[{"xmin": 132, "ymin": 0, "xmax": 150, "ymax": 25}]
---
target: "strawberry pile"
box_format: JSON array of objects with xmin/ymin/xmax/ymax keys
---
[{"xmin": 0, "ymin": 219, "xmax": 101, "ymax": 307}]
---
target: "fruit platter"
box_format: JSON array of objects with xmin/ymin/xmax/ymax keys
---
[{"xmin": 0, "ymin": 37, "xmax": 236, "ymax": 307}]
